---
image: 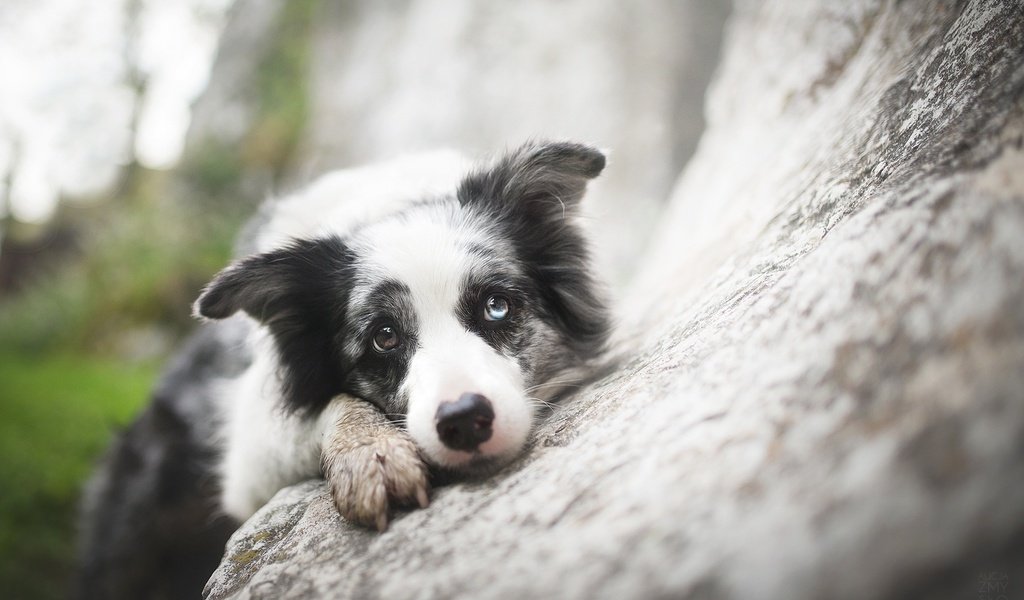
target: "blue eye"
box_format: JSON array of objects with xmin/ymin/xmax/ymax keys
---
[{"xmin": 483, "ymin": 295, "xmax": 511, "ymax": 322}]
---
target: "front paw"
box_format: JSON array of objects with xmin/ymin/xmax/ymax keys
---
[{"xmin": 322, "ymin": 431, "xmax": 430, "ymax": 531}]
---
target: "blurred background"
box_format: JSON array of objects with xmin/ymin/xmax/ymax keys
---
[{"xmin": 0, "ymin": 1, "xmax": 728, "ymax": 597}]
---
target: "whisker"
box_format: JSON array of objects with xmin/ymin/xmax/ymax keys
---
[
  {"xmin": 523, "ymin": 378, "xmax": 585, "ymax": 394},
  {"xmin": 382, "ymin": 413, "xmax": 409, "ymax": 426},
  {"xmin": 527, "ymin": 397, "xmax": 559, "ymax": 410},
  {"xmin": 528, "ymin": 376, "xmax": 583, "ymax": 386}
]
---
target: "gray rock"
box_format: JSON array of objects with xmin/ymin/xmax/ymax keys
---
[{"xmin": 205, "ymin": 1, "xmax": 1024, "ymax": 598}]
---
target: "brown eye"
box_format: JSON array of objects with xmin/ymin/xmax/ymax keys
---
[
  {"xmin": 372, "ymin": 325, "xmax": 401, "ymax": 352},
  {"xmin": 483, "ymin": 294, "xmax": 512, "ymax": 322}
]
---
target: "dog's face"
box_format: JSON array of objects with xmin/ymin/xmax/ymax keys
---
[{"xmin": 195, "ymin": 142, "xmax": 609, "ymax": 473}]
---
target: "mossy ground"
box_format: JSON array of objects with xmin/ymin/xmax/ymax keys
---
[{"xmin": 0, "ymin": 354, "xmax": 157, "ymax": 599}]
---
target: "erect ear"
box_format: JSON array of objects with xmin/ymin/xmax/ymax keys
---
[
  {"xmin": 194, "ymin": 236, "xmax": 350, "ymax": 322},
  {"xmin": 456, "ymin": 141, "xmax": 605, "ymax": 217},
  {"xmin": 193, "ymin": 236, "xmax": 352, "ymax": 414}
]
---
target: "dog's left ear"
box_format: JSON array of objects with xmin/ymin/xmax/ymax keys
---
[
  {"xmin": 194, "ymin": 236, "xmax": 350, "ymax": 322},
  {"xmin": 459, "ymin": 141, "xmax": 611, "ymax": 360},
  {"xmin": 457, "ymin": 141, "xmax": 605, "ymax": 217}
]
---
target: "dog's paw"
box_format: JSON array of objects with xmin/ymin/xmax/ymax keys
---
[{"xmin": 322, "ymin": 431, "xmax": 430, "ymax": 531}]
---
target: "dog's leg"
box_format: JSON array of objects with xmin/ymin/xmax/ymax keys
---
[{"xmin": 320, "ymin": 396, "xmax": 430, "ymax": 531}]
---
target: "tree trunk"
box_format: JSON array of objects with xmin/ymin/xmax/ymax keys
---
[{"xmin": 204, "ymin": 1, "xmax": 1024, "ymax": 598}]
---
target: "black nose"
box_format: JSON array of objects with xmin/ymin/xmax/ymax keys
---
[{"xmin": 436, "ymin": 393, "xmax": 494, "ymax": 451}]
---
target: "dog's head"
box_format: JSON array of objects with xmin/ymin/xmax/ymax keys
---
[{"xmin": 194, "ymin": 141, "xmax": 610, "ymax": 474}]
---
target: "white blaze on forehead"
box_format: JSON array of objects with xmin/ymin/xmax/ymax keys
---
[{"xmin": 350, "ymin": 202, "xmax": 481, "ymax": 314}]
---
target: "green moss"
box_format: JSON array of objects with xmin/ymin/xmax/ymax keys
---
[{"xmin": 231, "ymin": 548, "xmax": 261, "ymax": 565}]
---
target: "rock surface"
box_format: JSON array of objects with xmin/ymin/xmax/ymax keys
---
[{"xmin": 205, "ymin": 1, "xmax": 1024, "ymax": 598}]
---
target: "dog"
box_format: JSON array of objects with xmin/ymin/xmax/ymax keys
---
[{"xmin": 76, "ymin": 141, "xmax": 611, "ymax": 598}]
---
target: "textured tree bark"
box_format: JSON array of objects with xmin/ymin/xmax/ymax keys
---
[{"xmin": 204, "ymin": 1, "xmax": 1024, "ymax": 598}]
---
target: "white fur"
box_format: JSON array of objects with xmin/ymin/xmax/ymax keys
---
[
  {"xmin": 255, "ymin": 150, "xmax": 472, "ymax": 252},
  {"xmin": 219, "ymin": 328, "xmax": 317, "ymax": 519}
]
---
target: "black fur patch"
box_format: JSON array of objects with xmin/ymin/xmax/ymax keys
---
[
  {"xmin": 194, "ymin": 236, "xmax": 354, "ymax": 414},
  {"xmin": 456, "ymin": 272, "xmax": 532, "ymax": 356},
  {"xmin": 458, "ymin": 141, "xmax": 611, "ymax": 362},
  {"xmin": 339, "ymin": 279, "xmax": 419, "ymax": 416},
  {"xmin": 76, "ymin": 323, "xmax": 247, "ymax": 599}
]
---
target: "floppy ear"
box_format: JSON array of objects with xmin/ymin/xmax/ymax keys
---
[
  {"xmin": 194, "ymin": 236, "xmax": 353, "ymax": 414},
  {"xmin": 458, "ymin": 141, "xmax": 610, "ymax": 360},
  {"xmin": 194, "ymin": 237, "xmax": 351, "ymax": 322},
  {"xmin": 457, "ymin": 140, "xmax": 605, "ymax": 218}
]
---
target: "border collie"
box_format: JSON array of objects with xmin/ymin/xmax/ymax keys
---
[{"xmin": 77, "ymin": 141, "xmax": 610, "ymax": 598}]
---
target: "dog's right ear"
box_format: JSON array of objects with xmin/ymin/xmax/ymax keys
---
[
  {"xmin": 194, "ymin": 236, "xmax": 351, "ymax": 323},
  {"xmin": 457, "ymin": 140, "xmax": 606, "ymax": 218},
  {"xmin": 194, "ymin": 236, "xmax": 353, "ymax": 415}
]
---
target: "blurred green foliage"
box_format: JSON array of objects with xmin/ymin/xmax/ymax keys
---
[
  {"xmin": 246, "ymin": 0, "xmax": 313, "ymax": 174},
  {"xmin": 0, "ymin": 1, "xmax": 316, "ymax": 597},
  {"xmin": 0, "ymin": 178, "xmax": 241, "ymax": 356},
  {"xmin": 0, "ymin": 171, "xmax": 244, "ymax": 600},
  {"xmin": 0, "ymin": 354, "xmax": 157, "ymax": 600}
]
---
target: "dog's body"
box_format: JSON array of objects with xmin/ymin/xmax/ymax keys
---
[{"xmin": 77, "ymin": 142, "xmax": 610, "ymax": 598}]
